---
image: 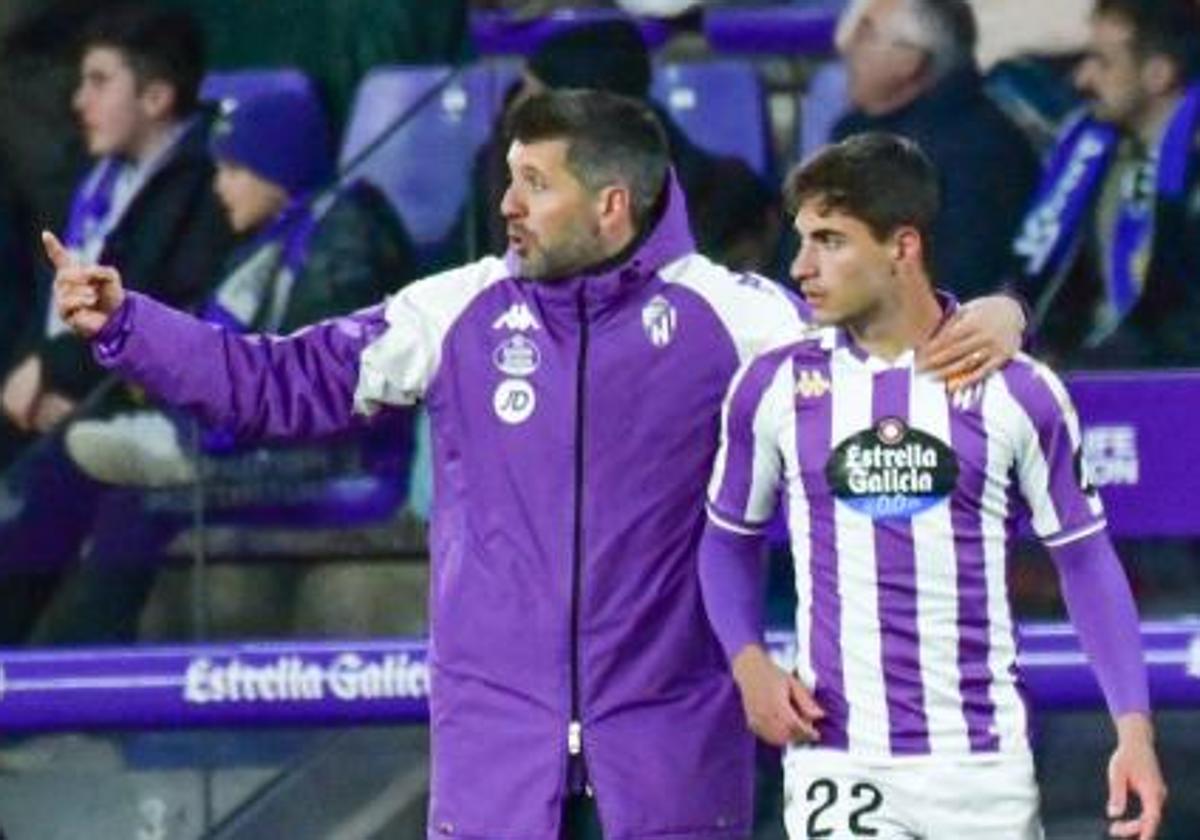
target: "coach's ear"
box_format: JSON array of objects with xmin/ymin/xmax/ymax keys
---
[{"xmin": 595, "ymin": 182, "xmax": 636, "ymax": 246}]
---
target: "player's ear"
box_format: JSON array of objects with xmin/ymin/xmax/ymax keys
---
[{"xmin": 892, "ymin": 227, "xmax": 923, "ymax": 269}]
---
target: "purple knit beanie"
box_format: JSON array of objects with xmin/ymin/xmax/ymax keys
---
[{"xmin": 210, "ymin": 90, "xmax": 335, "ymax": 197}]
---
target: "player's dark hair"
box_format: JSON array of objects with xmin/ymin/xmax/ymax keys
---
[{"xmin": 785, "ymin": 132, "xmax": 940, "ymax": 274}]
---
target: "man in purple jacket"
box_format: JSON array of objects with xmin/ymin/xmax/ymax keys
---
[{"xmin": 46, "ymin": 91, "xmax": 1024, "ymax": 838}]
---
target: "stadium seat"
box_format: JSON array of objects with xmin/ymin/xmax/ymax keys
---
[
  {"xmin": 650, "ymin": 60, "xmax": 772, "ymax": 176},
  {"xmin": 199, "ymin": 68, "xmax": 318, "ymax": 109},
  {"xmin": 796, "ymin": 60, "xmax": 850, "ymax": 163},
  {"xmin": 703, "ymin": 4, "xmax": 839, "ymax": 54},
  {"xmin": 471, "ymin": 9, "xmax": 671, "ymax": 55},
  {"xmin": 339, "ymin": 62, "xmax": 519, "ymax": 267}
]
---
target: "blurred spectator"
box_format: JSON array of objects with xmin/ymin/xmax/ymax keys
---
[
  {"xmin": 1012, "ymin": 0, "xmax": 1200, "ymax": 368},
  {"xmin": 0, "ymin": 168, "xmax": 34, "ymax": 398},
  {"xmin": 29, "ymin": 89, "xmax": 418, "ymax": 644},
  {"xmin": 0, "ymin": 170, "xmax": 35, "ymax": 478},
  {"xmin": 831, "ymin": 0, "xmax": 1039, "ymax": 299},
  {"xmin": 460, "ymin": 18, "xmax": 782, "ymax": 273},
  {"xmin": 0, "ymin": 3, "xmax": 233, "ymax": 463},
  {"xmin": 0, "ymin": 2, "xmax": 234, "ymax": 641},
  {"xmin": 836, "ymin": 0, "xmax": 1091, "ymax": 71},
  {"xmin": 0, "ymin": 0, "xmax": 468, "ymax": 263}
]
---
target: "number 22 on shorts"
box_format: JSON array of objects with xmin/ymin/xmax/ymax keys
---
[{"xmin": 801, "ymin": 777, "xmax": 883, "ymax": 838}]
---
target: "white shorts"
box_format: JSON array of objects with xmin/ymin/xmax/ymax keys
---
[{"xmin": 782, "ymin": 747, "xmax": 1043, "ymax": 839}]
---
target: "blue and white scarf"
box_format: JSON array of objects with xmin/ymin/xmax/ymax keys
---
[
  {"xmin": 1014, "ymin": 83, "xmax": 1200, "ymax": 321},
  {"xmin": 201, "ymin": 192, "xmax": 334, "ymax": 334}
]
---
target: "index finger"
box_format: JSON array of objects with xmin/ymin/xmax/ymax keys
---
[{"xmin": 41, "ymin": 230, "xmax": 75, "ymax": 271}]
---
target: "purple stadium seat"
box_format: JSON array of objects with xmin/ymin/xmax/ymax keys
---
[
  {"xmin": 339, "ymin": 62, "xmax": 519, "ymax": 262},
  {"xmin": 650, "ymin": 60, "xmax": 771, "ymax": 176},
  {"xmin": 703, "ymin": 4, "xmax": 840, "ymax": 55},
  {"xmin": 200, "ymin": 69, "xmax": 318, "ymax": 109},
  {"xmin": 797, "ymin": 60, "xmax": 850, "ymax": 162},
  {"xmin": 471, "ymin": 9, "xmax": 671, "ymax": 55}
]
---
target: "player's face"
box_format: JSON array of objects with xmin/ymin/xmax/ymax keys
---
[
  {"xmin": 790, "ymin": 201, "xmax": 899, "ymax": 327},
  {"xmin": 501, "ymin": 138, "xmax": 607, "ymax": 280},
  {"xmin": 1074, "ymin": 14, "xmax": 1152, "ymax": 129},
  {"xmin": 213, "ymin": 161, "xmax": 289, "ymax": 234},
  {"xmin": 73, "ymin": 47, "xmax": 157, "ymax": 159}
]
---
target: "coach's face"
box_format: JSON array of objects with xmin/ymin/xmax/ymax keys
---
[
  {"xmin": 501, "ymin": 138, "xmax": 608, "ymax": 281},
  {"xmin": 790, "ymin": 200, "xmax": 902, "ymax": 328}
]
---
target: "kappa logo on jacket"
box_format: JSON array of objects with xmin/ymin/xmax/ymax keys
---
[{"xmin": 492, "ymin": 303, "xmax": 541, "ymax": 332}]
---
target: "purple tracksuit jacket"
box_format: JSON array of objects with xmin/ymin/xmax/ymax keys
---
[{"xmin": 95, "ymin": 178, "xmax": 807, "ymax": 839}]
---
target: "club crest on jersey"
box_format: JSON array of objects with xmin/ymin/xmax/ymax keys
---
[
  {"xmin": 795, "ymin": 369, "xmax": 831, "ymax": 399},
  {"xmin": 492, "ymin": 303, "xmax": 540, "ymax": 332},
  {"xmin": 825, "ymin": 416, "xmax": 958, "ymax": 519},
  {"xmin": 493, "ymin": 335, "xmax": 541, "ymax": 377},
  {"xmin": 494, "ymin": 379, "xmax": 536, "ymax": 425},
  {"xmin": 641, "ymin": 295, "xmax": 677, "ymax": 347}
]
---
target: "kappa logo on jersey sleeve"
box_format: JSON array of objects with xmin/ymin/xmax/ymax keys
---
[
  {"xmin": 826, "ymin": 417, "xmax": 959, "ymax": 519},
  {"xmin": 492, "ymin": 303, "xmax": 541, "ymax": 332}
]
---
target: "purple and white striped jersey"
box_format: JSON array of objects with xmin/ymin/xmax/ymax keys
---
[{"xmin": 706, "ymin": 328, "xmax": 1106, "ymax": 760}]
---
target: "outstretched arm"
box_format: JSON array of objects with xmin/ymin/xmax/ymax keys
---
[{"xmin": 45, "ymin": 230, "xmax": 392, "ymax": 442}]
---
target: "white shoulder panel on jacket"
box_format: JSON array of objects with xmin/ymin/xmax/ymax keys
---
[
  {"xmin": 658, "ymin": 253, "xmax": 811, "ymax": 362},
  {"xmin": 354, "ymin": 256, "xmax": 509, "ymax": 414}
]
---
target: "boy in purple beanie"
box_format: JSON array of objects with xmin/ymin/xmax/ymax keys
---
[{"xmin": 209, "ymin": 90, "xmax": 335, "ymax": 231}]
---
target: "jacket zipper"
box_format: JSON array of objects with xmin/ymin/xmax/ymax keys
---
[{"xmin": 568, "ymin": 288, "xmax": 589, "ymax": 772}]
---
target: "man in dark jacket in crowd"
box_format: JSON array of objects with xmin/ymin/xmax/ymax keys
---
[
  {"xmin": 0, "ymin": 4, "xmax": 232, "ymax": 455},
  {"xmin": 0, "ymin": 4, "xmax": 232, "ymax": 640},
  {"xmin": 1013, "ymin": 0, "xmax": 1200, "ymax": 368},
  {"xmin": 833, "ymin": 0, "xmax": 1039, "ymax": 300}
]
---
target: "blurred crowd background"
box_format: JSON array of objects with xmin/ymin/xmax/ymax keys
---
[{"xmin": 0, "ymin": 1, "xmax": 1196, "ymax": 838}]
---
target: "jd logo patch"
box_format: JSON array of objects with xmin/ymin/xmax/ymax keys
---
[
  {"xmin": 825, "ymin": 417, "xmax": 958, "ymax": 519},
  {"xmin": 494, "ymin": 379, "xmax": 536, "ymax": 425}
]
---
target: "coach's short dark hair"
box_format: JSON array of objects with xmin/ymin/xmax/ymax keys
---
[
  {"xmin": 786, "ymin": 132, "xmax": 940, "ymax": 272},
  {"xmin": 1096, "ymin": 0, "xmax": 1200, "ymax": 82},
  {"xmin": 82, "ymin": 3, "xmax": 206, "ymax": 117},
  {"xmin": 506, "ymin": 89, "xmax": 670, "ymax": 231}
]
